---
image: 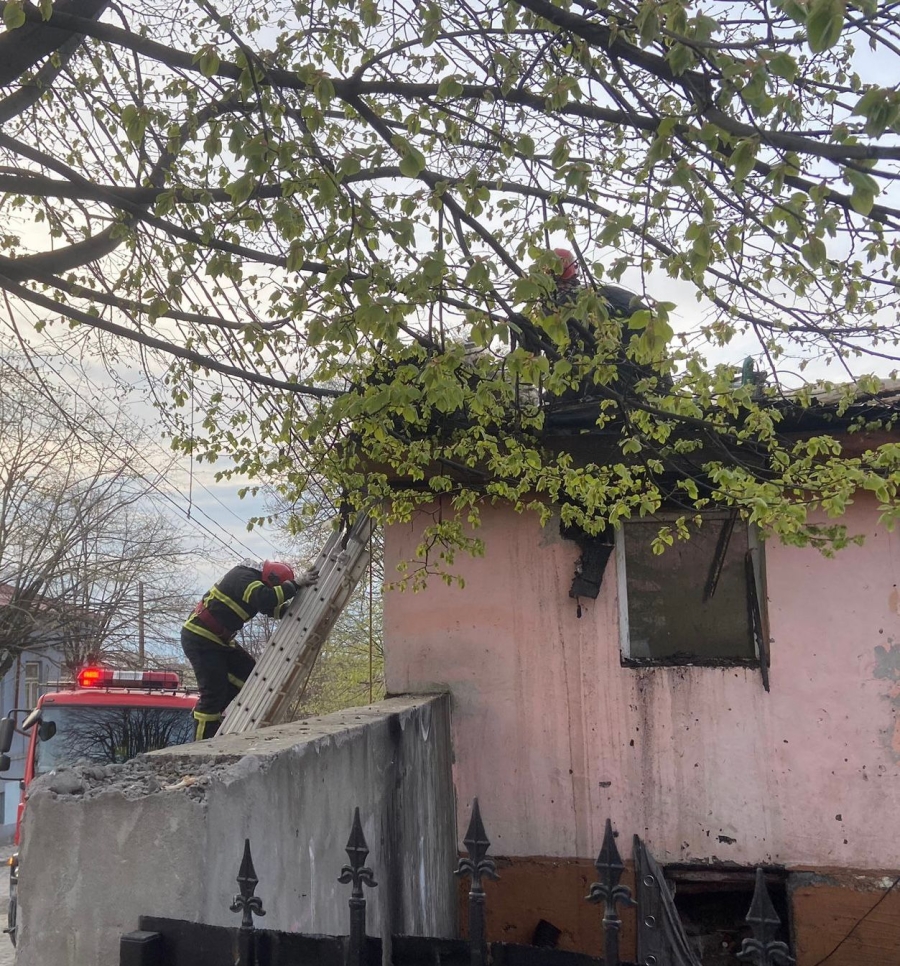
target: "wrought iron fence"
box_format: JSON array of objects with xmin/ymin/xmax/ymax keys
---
[{"xmin": 119, "ymin": 799, "xmax": 793, "ymax": 966}]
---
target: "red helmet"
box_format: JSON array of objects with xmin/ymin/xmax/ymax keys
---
[
  {"xmin": 553, "ymin": 248, "xmax": 578, "ymax": 281},
  {"xmin": 261, "ymin": 560, "xmax": 295, "ymax": 587}
]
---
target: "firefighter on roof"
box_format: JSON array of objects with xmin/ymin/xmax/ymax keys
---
[
  {"xmin": 548, "ymin": 247, "xmax": 646, "ymax": 317},
  {"xmin": 182, "ymin": 559, "xmax": 318, "ymax": 739},
  {"xmin": 543, "ymin": 247, "xmax": 669, "ymax": 398}
]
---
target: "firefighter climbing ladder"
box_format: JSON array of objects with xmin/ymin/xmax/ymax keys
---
[{"xmin": 219, "ymin": 513, "xmax": 374, "ymax": 735}]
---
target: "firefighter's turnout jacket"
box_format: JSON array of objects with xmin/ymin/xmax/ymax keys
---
[
  {"xmin": 184, "ymin": 565, "xmax": 297, "ymax": 646},
  {"xmin": 182, "ymin": 565, "xmax": 299, "ymax": 739}
]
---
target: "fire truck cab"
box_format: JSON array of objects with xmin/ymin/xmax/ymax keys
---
[{"xmin": 0, "ymin": 666, "xmax": 197, "ymax": 945}]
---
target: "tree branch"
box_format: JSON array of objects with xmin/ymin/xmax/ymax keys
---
[{"xmin": 0, "ymin": 273, "xmax": 342, "ymax": 398}]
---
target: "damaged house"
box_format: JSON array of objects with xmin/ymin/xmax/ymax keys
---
[
  {"xmin": 381, "ymin": 386, "xmax": 900, "ymax": 966},
  {"xmin": 13, "ymin": 385, "xmax": 900, "ymax": 966}
]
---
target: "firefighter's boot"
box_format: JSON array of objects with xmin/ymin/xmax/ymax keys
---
[{"xmin": 193, "ymin": 710, "xmax": 222, "ymax": 741}]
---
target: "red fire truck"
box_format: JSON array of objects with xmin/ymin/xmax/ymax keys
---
[{"xmin": 0, "ymin": 666, "xmax": 197, "ymax": 944}]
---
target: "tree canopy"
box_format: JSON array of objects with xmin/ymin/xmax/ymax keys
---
[{"xmin": 1, "ymin": 0, "xmax": 899, "ymax": 573}]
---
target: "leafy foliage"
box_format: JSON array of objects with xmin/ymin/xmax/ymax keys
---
[{"xmin": 0, "ymin": 0, "xmax": 899, "ymax": 575}]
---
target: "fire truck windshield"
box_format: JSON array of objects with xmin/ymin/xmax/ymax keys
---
[{"xmin": 32, "ymin": 705, "xmax": 195, "ymax": 776}]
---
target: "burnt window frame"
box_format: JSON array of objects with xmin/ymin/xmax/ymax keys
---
[{"xmin": 615, "ymin": 512, "xmax": 770, "ymax": 683}]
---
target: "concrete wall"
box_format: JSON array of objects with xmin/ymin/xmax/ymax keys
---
[
  {"xmin": 16, "ymin": 694, "xmax": 456, "ymax": 966},
  {"xmin": 384, "ymin": 499, "xmax": 900, "ymax": 871}
]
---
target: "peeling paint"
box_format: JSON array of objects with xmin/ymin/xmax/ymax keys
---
[
  {"xmin": 873, "ymin": 642, "xmax": 900, "ymax": 761},
  {"xmin": 873, "ymin": 641, "xmax": 900, "ymax": 681},
  {"xmin": 790, "ymin": 870, "xmax": 900, "ymax": 892}
]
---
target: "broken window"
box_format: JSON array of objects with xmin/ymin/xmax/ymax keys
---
[{"xmin": 616, "ymin": 513, "xmax": 768, "ymax": 673}]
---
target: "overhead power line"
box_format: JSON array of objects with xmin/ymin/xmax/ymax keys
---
[{"xmin": 0, "ymin": 351, "xmax": 271, "ymax": 561}]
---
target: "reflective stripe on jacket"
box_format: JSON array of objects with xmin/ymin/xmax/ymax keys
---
[{"xmin": 183, "ymin": 565, "xmax": 295, "ymax": 645}]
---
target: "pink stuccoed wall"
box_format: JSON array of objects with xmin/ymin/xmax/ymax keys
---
[{"xmin": 384, "ymin": 499, "xmax": 900, "ymax": 870}]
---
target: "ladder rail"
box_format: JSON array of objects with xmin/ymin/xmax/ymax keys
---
[
  {"xmin": 250, "ymin": 544, "xmax": 372, "ymax": 726},
  {"xmin": 220, "ymin": 514, "xmax": 374, "ymax": 735},
  {"xmin": 244, "ymin": 536, "xmax": 372, "ymax": 727}
]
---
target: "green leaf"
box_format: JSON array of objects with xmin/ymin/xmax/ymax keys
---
[
  {"xmin": 398, "ymin": 145, "xmax": 426, "ymax": 178},
  {"xmin": 38, "ymin": 0, "xmax": 52, "ymax": 20},
  {"xmin": 315, "ymin": 76, "xmax": 335, "ymax": 107},
  {"xmin": 420, "ymin": 2, "xmax": 442, "ymax": 47},
  {"xmin": 511, "ymin": 276, "xmax": 541, "ymax": 302},
  {"xmin": 225, "ymin": 172, "xmax": 256, "ymax": 204},
  {"xmin": 285, "ymin": 241, "xmax": 306, "ymax": 272},
  {"xmin": 516, "ymin": 134, "xmax": 535, "ymax": 158},
  {"xmin": 646, "ymin": 133, "xmax": 672, "ymax": 165},
  {"xmin": 767, "ymin": 52, "xmax": 798, "ymax": 81},
  {"xmin": 853, "ymin": 88, "xmax": 900, "ymax": 136},
  {"xmin": 686, "ymin": 222, "xmax": 712, "ymax": 261},
  {"xmin": 627, "ymin": 309, "xmax": 652, "ymax": 331},
  {"xmin": 775, "ymin": 0, "xmax": 808, "ymax": 24},
  {"xmin": 360, "ymin": 0, "xmax": 379, "ymax": 27},
  {"xmin": 730, "ymin": 138, "xmax": 758, "ymax": 182},
  {"xmin": 801, "ymin": 235, "xmax": 827, "ymax": 268},
  {"xmin": 3, "ymin": 1, "xmax": 25, "ymax": 29},
  {"xmin": 644, "ymin": 316, "xmax": 674, "ymax": 354},
  {"xmin": 437, "ymin": 75, "xmax": 464, "ymax": 98},
  {"xmin": 667, "ymin": 43, "xmax": 694, "ymax": 76},
  {"xmin": 550, "ymin": 137, "xmax": 570, "ymax": 169},
  {"xmin": 635, "ymin": 2, "xmax": 660, "ymax": 45},
  {"xmin": 119, "ymin": 104, "xmax": 146, "ymax": 144},
  {"xmin": 465, "ymin": 260, "xmax": 491, "ymax": 289},
  {"xmin": 807, "ymin": 0, "xmax": 845, "ymax": 53},
  {"xmin": 336, "ymin": 153, "xmax": 362, "ymax": 179},
  {"xmin": 854, "ymin": 87, "xmax": 884, "ymax": 116},
  {"xmin": 844, "ymin": 166, "xmax": 880, "ymax": 216},
  {"xmin": 197, "ymin": 48, "xmax": 220, "ymax": 77}
]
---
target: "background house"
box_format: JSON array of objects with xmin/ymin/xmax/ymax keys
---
[{"xmin": 0, "ymin": 585, "xmax": 64, "ymax": 839}]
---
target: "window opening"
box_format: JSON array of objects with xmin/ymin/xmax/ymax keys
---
[{"xmin": 617, "ymin": 514, "xmax": 767, "ymax": 669}]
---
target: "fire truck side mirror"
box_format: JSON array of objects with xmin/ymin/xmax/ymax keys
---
[
  {"xmin": 0, "ymin": 754, "xmax": 10, "ymax": 773},
  {"xmin": 0, "ymin": 717, "xmax": 13, "ymax": 755}
]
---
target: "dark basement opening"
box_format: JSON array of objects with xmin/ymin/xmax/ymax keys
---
[{"xmin": 664, "ymin": 866, "xmax": 790, "ymax": 966}]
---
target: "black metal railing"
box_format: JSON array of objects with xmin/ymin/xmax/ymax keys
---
[
  {"xmin": 231, "ymin": 838, "xmax": 266, "ymax": 966},
  {"xmin": 338, "ymin": 807, "xmax": 378, "ymax": 966},
  {"xmin": 736, "ymin": 869, "xmax": 794, "ymax": 966},
  {"xmin": 120, "ymin": 801, "xmax": 794, "ymax": 966},
  {"xmin": 455, "ymin": 798, "xmax": 499, "ymax": 966}
]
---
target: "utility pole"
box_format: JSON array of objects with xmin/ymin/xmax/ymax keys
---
[{"xmin": 138, "ymin": 581, "xmax": 145, "ymax": 666}]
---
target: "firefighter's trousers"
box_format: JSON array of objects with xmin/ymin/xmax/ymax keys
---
[{"xmin": 181, "ymin": 629, "xmax": 256, "ymax": 739}]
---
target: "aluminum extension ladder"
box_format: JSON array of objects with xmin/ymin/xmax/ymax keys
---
[{"xmin": 219, "ymin": 513, "xmax": 374, "ymax": 735}]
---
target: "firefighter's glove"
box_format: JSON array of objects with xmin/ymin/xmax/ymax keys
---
[{"xmin": 297, "ymin": 568, "xmax": 319, "ymax": 588}]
